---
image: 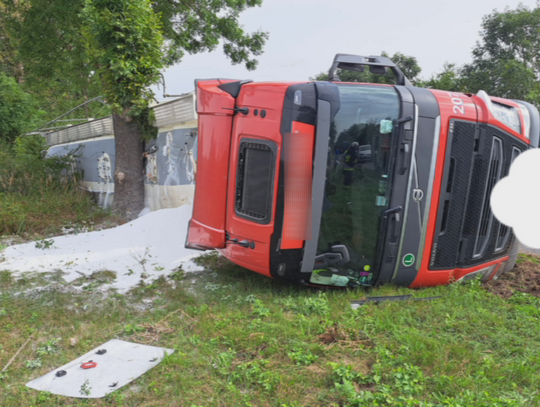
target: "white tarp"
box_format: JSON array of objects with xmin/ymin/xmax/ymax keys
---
[{"xmin": 26, "ymin": 339, "xmax": 174, "ymax": 399}]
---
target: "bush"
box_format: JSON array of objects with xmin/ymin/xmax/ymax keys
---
[
  {"xmin": 13, "ymin": 134, "xmax": 48, "ymax": 159},
  {"xmin": 0, "ymin": 73, "xmax": 36, "ymax": 142},
  {"xmin": 0, "ymin": 142, "xmax": 108, "ymax": 235}
]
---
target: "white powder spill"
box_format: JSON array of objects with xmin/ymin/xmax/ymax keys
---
[{"xmin": 0, "ymin": 205, "xmax": 203, "ymax": 293}]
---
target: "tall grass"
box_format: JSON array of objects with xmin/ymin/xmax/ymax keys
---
[{"xmin": 0, "ymin": 139, "xmax": 108, "ymax": 236}]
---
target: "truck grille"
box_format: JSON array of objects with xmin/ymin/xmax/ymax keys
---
[
  {"xmin": 431, "ymin": 121, "xmax": 526, "ymax": 269},
  {"xmin": 472, "ymin": 137, "xmax": 503, "ymax": 258}
]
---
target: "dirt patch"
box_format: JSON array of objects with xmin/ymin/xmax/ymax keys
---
[
  {"xmin": 318, "ymin": 323, "xmax": 374, "ymax": 351},
  {"xmin": 305, "ymin": 364, "xmax": 326, "ymax": 374},
  {"xmin": 318, "ymin": 323, "xmax": 346, "ymax": 345},
  {"xmin": 0, "ymin": 235, "xmax": 29, "ymax": 247},
  {"xmin": 128, "ymin": 322, "xmax": 175, "ymax": 344},
  {"xmin": 484, "ymin": 255, "xmax": 540, "ymax": 298},
  {"xmin": 326, "ymin": 353, "xmax": 373, "ymax": 376}
]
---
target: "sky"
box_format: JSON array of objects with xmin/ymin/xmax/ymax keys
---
[{"xmin": 153, "ymin": 0, "xmax": 538, "ymax": 100}]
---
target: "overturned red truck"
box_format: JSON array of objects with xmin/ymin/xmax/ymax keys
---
[{"xmin": 186, "ymin": 54, "xmax": 539, "ymax": 288}]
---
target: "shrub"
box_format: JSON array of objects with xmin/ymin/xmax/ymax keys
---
[{"xmin": 0, "ymin": 142, "xmax": 108, "ymax": 235}]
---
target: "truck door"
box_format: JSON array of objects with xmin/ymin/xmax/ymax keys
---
[{"xmin": 222, "ymin": 84, "xmax": 288, "ymax": 276}]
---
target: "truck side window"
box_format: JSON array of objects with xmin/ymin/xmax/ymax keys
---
[{"xmin": 235, "ymin": 139, "xmax": 277, "ymax": 224}]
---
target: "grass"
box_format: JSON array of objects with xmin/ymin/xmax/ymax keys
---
[
  {"xmin": 0, "ymin": 142, "xmax": 116, "ymax": 238},
  {"xmin": 0, "ymin": 252, "xmax": 539, "ymax": 406}
]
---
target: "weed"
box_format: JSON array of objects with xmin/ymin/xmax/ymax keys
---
[
  {"xmin": 245, "ymin": 294, "xmax": 257, "ymax": 303},
  {"xmin": 280, "ymin": 293, "xmax": 330, "ymax": 316},
  {"xmin": 248, "ymin": 318, "xmax": 263, "ymax": 330},
  {"xmin": 212, "ymin": 349, "xmax": 236, "ymax": 375},
  {"xmin": 329, "ymin": 362, "xmax": 367, "ymax": 383},
  {"xmin": 389, "ymin": 363, "xmax": 425, "ymax": 396},
  {"xmin": 288, "ymin": 347, "xmax": 319, "ymax": 365},
  {"xmin": 0, "ymin": 270, "xmax": 14, "ymax": 287},
  {"xmin": 80, "ymin": 379, "xmax": 92, "ymax": 396},
  {"xmin": 251, "ymin": 299, "xmax": 271, "ymax": 317},
  {"xmin": 25, "ymin": 358, "xmax": 42, "ymax": 369},
  {"xmin": 123, "ymin": 324, "xmax": 145, "ymax": 335},
  {"xmin": 82, "ymin": 281, "xmax": 101, "ymax": 291},
  {"xmin": 169, "ymin": 266, "xmax": 185, "ymax": 281},
  {"xmin": 188, "ymin": 336, "xmax": 201, "ymax": 346},
  {"xmin": 508, "ymin": 291, "xmax": 540, "ymax": 306},
  {"xmin": 516, "ymin": 253, "xmax": 540, "ymax": 264},
  {"xmin": 0, "ymin": 147, "xmax": 110, "ymax": 236},
  {"xmin": 36, "ymin": 338, "xmax": 61, "ymax": 356},
  {"xmin": 187, "ymin": 304, "xmax": 208, "ymax": 315},
  {"xmin": 130, "ymin": 246, "xmax": 151, "ymax": 273},
  {"xmin": 231, "ymin": 360, "xmax": 280, "ymax": 392},
  {"xmin": 204, "ymin": 282, "xmax": 233, "ymax": 292},
  {"xmin": 34, "ymin": 238, "xmax": 54, "ymax": 250},
  {"xmin": 61, "ymin": 221, "xmax": 89, "ymax": 235}
]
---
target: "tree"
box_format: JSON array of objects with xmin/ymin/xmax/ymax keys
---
[
  {"xmin": 460, "ymin": 4, "xmax": 540, "ymax": 104},
  {"xmin": 311, "ymin": 51, "xmax": 423, "ymax": 86},
  {"xmin": 0, "ymin": 72, "xmax": 36, "ymax": 142},
  {"xmin": 1, "ymin": 0, "xmax": 267, "ymax": 219},
  {"xmin": 0, "ymin": 0, "xmax": 111, "ymax": 123},
  {"xmin": 424, "ymin": 63, "xmax": 463, "ymax": 92},
  {"xmin": 154, "ymin": 0, "xmax": 267, "ymax": 69},
  {"xmin": 0, "ymin": 0, "xmax": 21, "ymax": 79},
  {"xmin": 81, "ymin": 0, "xmax": 164, "ymax": 219},
  {"xmin": 80, "ymin": 0, "xmax": 267, "ymax": 218}
]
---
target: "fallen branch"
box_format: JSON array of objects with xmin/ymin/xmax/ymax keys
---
[
  {"xmin": 158, "ymin": 308, "xmax": 195, "ymax": 324},
  {"xmin": 2, "ymin": 335, "xmax": 33, "ymax": 372},
  {"xmin": 75, "ymin": 270, "xmax": 107, "ymax": 284}
]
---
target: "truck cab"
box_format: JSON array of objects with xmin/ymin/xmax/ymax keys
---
[{"xmin": 186, "ymin": 54, "xmax": 540, "ymax": 287}]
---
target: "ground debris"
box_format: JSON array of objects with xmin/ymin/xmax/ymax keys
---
[
  {"xmin": 15, "ymin": 283, "xmax": 81, "ymax": 298},
  {"xmin": 130, "ymin": 322, "xmax": 175, "ymax": 344},
  {"xmin": 318, "ymin": 323, "xmax": 346, "ymax": 345},
  {"xmin": 484, "ymin": 254, "xmax": 540, "ymax": 298},
  {"xmin": 318, "ymin": 323, "xmax": 373, "ymax": 350}
]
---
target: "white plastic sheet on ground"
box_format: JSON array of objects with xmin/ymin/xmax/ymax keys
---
[
  {"xmin": 26, "ymin": 339, "xmax": 174, "ymax": 398},
  {"xmin": 0, "ymin": 205, "xmax": 203, "ymax": 292}
]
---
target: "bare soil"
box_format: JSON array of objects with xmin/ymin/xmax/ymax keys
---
[{"xmin": 484, "ymin": 255, "xmax": 540, "ymax": 298}]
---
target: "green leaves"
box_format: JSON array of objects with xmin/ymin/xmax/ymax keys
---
[
  {"xmin": 81, "ymin": 0, "xmax": 164, "ymax": 138},
  {"xmin": 460, "ymin": 4, "xmax": 540, "ymax": 104},
  {"xmin": 80, "ymin": 0, "xmax": 268, "ymax": 139},
  {"xmin": 0, "ymin": 73, "xmax": 34, "ymax": 142},
  {"xmin": 82, "ymin": 0, "xmax": 164, "ymax": 103},
  {"xmin": 2, "ymin": 0, "xmax": 268, "ymax": 144},
  {"xmin": 154, "ymin": 0, "xmax": 268, "ymax": 69}
]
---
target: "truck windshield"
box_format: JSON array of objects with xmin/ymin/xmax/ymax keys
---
[{"xmin": 317, "ymin": 84, "xmax": 400, "ymax": 279}]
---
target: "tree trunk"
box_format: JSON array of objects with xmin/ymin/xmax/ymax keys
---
[{"xmin": 112, "ymin": 113, "xmax": 145, "ymax": 220}]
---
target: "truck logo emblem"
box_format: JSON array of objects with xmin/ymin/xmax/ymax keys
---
[
  {"xmin": 402, "ymin": 253, "xmax": 415, "ymax": 267},
  {"xmin": 412, "ymin": 189, "xmax": 424, "ymax": 202}
]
